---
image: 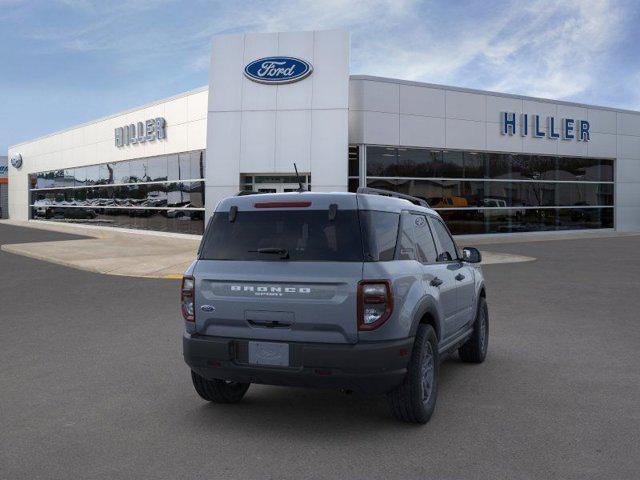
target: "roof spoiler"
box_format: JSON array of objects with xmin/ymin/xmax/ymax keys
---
[{"xmin": 357, "ymin": 187, "xmax": 429, "ymax": 208}]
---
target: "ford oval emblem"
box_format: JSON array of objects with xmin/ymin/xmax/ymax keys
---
[
  {"xmin": 200, "ymin": 305, "xmax": 215, "ymax": 312},
  {"xmin": 10, "ymin": 153, "xmax": 23, "ymax": 169},
  {"xmin": 244, "ymin": 56, "xmax": 313, "ymax": 85}
]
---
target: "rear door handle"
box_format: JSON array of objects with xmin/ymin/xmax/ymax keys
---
[
  {"xmin": 455, "ymin": 273, "xmax": 465, "ymax": 281},
  {"xmin": 430, "ymin": 277, "xmax": 443, "ymax": 287}
]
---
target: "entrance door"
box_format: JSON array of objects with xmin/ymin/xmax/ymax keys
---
[
  {"xmin": 242, "ymin": 174, "xmax": 310, "ymax": 193},
  {"xmin": 255, "ymin": 182, "xmax": 304, "ymax": 193}
]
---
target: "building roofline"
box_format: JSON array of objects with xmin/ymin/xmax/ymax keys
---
[
  {"xmin": 350, "ymin": 75, "xmax": 640, "ymax": 116},
  {"xmin": 8, "ymin": 85, "xmax": 209, "ymax": 150}
]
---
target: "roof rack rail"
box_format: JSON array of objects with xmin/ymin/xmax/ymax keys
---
[
  {"xmin": 357, "ymin": 187, "xmax": 429, "ymax": 208},
  {"xmin": 236, "ymin": 190, "xmax": 259, "ymax": 196}
]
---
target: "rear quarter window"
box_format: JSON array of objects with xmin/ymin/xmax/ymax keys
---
[
  {"xmin": 359, "ymin": 210, "xmax": 400, "ymax": 261},
  {"xmin": 412, "ymin": 214, "xmax": 438, "ymax": 263}
]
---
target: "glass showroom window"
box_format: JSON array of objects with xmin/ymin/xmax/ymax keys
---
[
  {"xmin": 29, "ymin": 150, "xmax": 206, "ymax": 235},
  {"xmin": 347, "ymin": 145, "xmax": 361, "ymax": 193},
  {"xmin": 365, "ymin": 146, "xmax": 614, "ymax": 235}
]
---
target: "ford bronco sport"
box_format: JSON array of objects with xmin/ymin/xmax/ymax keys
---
[{"xmin": 182, "ymin": 188, "xmax": 488, "ymax": 424}]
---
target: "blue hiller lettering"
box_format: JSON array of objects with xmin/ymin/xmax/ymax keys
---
[{"xmin": 500, "ymin": 112, "xmax": 589, "ymax": 142}]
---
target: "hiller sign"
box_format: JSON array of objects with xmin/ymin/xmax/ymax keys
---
[
  {"xmin": 115, "ymin": 117, "xmax": 166, "ymax": 147},
  {"xmin": 500, "ymin": 112, "xmax": 590, "ymax": 142}
]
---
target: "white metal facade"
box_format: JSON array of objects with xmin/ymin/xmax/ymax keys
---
[{"xmin": 205, "ymin": 30, "xmax": 350, "ymax": 210}]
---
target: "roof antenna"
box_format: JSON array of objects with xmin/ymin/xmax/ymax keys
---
[{"xmin": 294, "ymin": 163, "xmax": 306, "ymax": 192}]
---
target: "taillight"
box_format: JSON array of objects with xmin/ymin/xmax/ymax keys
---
[
  {"xmin": 181, "ymin": 276, "xmax": 195, "ymax": 322},
  {"xmin": 357, "ymin": 280, "xmax": 393, "ymax": 331}
]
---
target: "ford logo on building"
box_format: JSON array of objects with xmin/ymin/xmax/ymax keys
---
[
  {"xmin": 10, "ymin": 153, "xmax": 23, "ymax": 169},
  {"xmin": 244, "ymin": 56, "xmax": 313, "ymax": 85}
]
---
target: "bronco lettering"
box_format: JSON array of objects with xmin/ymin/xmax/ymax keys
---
[{"xmin": 230, "ymin": 285, "xmax": 311, "ymax": 294}]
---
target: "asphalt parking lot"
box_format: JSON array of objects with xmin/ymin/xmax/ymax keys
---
[{"xmin": 1, "ymin": 224, "xmax": 639, "ymax": 480}]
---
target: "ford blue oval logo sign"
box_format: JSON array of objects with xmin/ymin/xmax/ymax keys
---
[
  {"xmin": 244, "ymin": 56, "xmax": 313, "ymax": 85},
  {"xmin": 10, "ymin": 153, "xmax": 23, "ymax": 169}
]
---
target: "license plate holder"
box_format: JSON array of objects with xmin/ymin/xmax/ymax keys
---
[{"xmin": 248, "ymin": 341, "xmax": 290, "ymax": 367}]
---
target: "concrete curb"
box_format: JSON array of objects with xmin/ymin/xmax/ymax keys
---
[
  {"xmin": 480, "ymin": 252, "xmax": 536, "ymax": 265},
  {"xmin": 0, "ymin": 219, "xmax": 203, "ymax": 241},
  {"xmin": 1, "ymin": 219, "xmax": 535, "ymax": 277},
  {"xmin": 456, "ymin": 229, "xmax": 640, "ymax": 246},
  {"xmin": 0, "ymin": 243, "xmax": 185, "ymax": 279},
  {"xmin": 1, "ymin": 243, "xmax": 102, "ymax": 275},
  {"xmin": 2, "ymin": 239, "xmax": 532, "ymax": 278}
]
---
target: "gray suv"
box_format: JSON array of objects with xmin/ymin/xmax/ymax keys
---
[{"xmin": 182, "ymin": 188, "xmax": 488, "ymax": 423}]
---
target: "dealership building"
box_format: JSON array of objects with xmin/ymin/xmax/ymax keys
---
[{"xmin": 7, "ymin": 29, "xmax": 640, "ymax": 236}]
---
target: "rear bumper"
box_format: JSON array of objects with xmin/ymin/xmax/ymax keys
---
[{"xmin": 183, "ymin": 333, "xmax": 413, "ymax": 395}]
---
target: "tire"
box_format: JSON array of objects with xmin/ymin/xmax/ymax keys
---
[
  {"xmin": 190, "ymin": 370, "xmax": 250, "ymax": 403},
  {"xmin": 459, "ymin": 296, "xmax": 489, "ymax": 363},
  {"xmin": 387, "ymin": 324, "xmax": 438, "ymax": 424}
]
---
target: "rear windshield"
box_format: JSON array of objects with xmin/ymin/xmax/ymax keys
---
[{"xmin": 200, "ymin": 209, "xmax": 400, "ymax": 262}]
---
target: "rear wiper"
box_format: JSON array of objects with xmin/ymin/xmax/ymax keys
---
[{"xmin": 248, "ymin": 247, "xmax": 290, "ymax": 259}]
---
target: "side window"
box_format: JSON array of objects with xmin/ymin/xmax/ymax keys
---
[
  {"xmin": 412, "ymin": 214, "xmax": 438, "ymax": 263},
  {"xmin": 430, "ymin": 217, "xmax": 458, "ymax": 262},
  {"xmin": 360, "ymin": 210, "xmax": 400, "ymax": 261},
  {"xmin": 397, "ymin": 213, "xmax": 416, "ymax": 260}
]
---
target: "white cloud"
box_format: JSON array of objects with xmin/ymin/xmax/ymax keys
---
[
  {"xmin": 483, "ymin": 0, "xmax": 624, "ymax": 99},
  {"xmin": 7, "ymin": 0, "xmax": 633, "ymax": 104},
  {"xmin": 344, "ymin": 0, "xmax": 625, "ymax": 101}
]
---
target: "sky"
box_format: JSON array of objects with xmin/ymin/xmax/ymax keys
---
[{"xmin": 1, "ymin": 0, "xmax": 639, "ymax": 153}]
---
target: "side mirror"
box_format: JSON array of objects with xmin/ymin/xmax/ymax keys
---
[{"xmin": 462, "ymin": 247, "xmax": 482, "ymax": 263}]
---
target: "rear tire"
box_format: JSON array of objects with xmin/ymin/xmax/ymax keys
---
[
  {"xmin": 190, "ymin": 370, "xmax": 250, "ymax": 403},
  {"xmin": 387, "ymin": 324, "xmax": 438, "ymax": 424},
  {"xmin": 459, "ymin": 296, "xmax": 489, "ymax": 363}
]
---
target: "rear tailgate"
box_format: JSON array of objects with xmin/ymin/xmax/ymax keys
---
[
  {"xmin": 194, "ymin": 260, "xmax": 361, "ymax": 344},
  {"xmin": 194, "ymin": 193, "xmax": 363, "ymax": 344}
]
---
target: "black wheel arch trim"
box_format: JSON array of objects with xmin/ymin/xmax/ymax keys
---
[
  {"xmin": 409, "ymin": 296, "xmax": 442, "ymax": 341},
  {"xmin": 476, "ymin": 282, "xmax": 487, "ymax": 313}
]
